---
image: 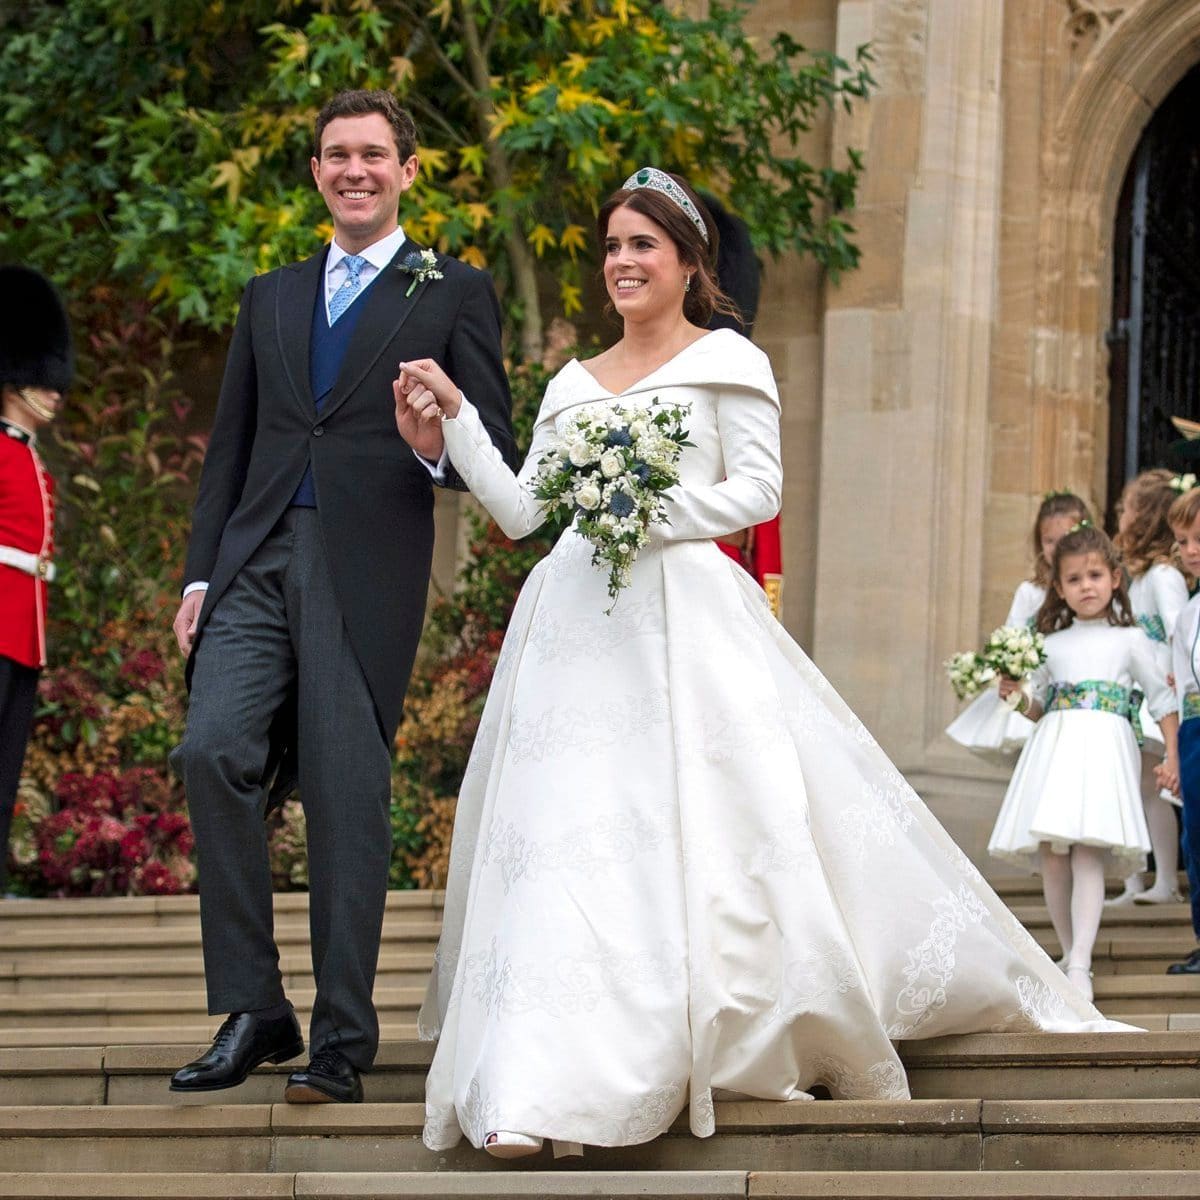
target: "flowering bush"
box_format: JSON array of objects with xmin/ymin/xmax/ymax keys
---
[{"xmin": 9, "ymin": 316, "xmax": 559, "ymax": 895}]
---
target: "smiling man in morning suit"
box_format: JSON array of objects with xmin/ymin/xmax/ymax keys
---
[{"xmin": 168, "ymin": 90, "xmax": 516, "ymax": 1103}]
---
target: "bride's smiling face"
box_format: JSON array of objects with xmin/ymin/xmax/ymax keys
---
[{"xmin": 603, "ymin": 205, "xmax": 690, "ymax": 321}]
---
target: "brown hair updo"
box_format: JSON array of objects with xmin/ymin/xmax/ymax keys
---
[
  {"xmin": 1031, "ymin": 491, "xmax": 1092, "ymax": 587},
  {"xmin": 597, "ymin": 172, "xmax": 741, "ymax": 327}
]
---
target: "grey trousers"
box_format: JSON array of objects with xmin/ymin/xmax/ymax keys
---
[{"xmin": 175, "ymin": 509, "xmax": 392, "ymax": 1070}]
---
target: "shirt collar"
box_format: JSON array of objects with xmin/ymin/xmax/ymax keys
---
[
  {"xmin": 328, "ymin": 226, "xmax": 407, "ymax": 273},
  {"xmin": 0, "ymin": 417, "xmax": 35, "ymax": 446}
]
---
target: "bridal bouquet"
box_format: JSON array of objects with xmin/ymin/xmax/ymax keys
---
[
  {"xmin": 533, "ymin": 400, "xmax": 691, "ymax": 612},
  {"xmin": 945, "ymin": 625, "xmax": 1046, "ymax": 705}
]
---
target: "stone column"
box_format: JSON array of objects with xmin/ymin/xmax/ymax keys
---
[{"xmin": 813, "ymin": 0, "xmax": 1007, "ymax": 860}]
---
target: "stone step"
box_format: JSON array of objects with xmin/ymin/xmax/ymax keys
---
[
  {"xmin": 1015, "ymin": 902, "xmax": 1196, "ymax": 934},
  {"xmin": 0, "ymin": 923, "xmax": 441, "ymax": 967},
  {"xmin": 5, "ymin": 1171, "xmax": 1200, "ymax": 1200},
  {"xmin": 0, "ymin": 986, "xmax": 425, "ymax": 1029},
  {"xmin": 0, "ymin": 1024, "xmax": 420, "ymax": 1049},
  {"xmin": 749, "ymin": 1172, "xmax": 1200, "ymax": 1198},
  {"xmin": 0, "ymin": 951, "xmax": 434, "ymax": 996},
  {"xmin": 2, "ymin": 968, "xmax": 1196, "ymax": 1029},
  {"xmin": 5, "ymin": 1032, "xmax": 1200, "ymax": 1108},
  {"xmin": 4, "ymin": 1100, "xmax": 1200, "ymax": 1173},
  {"xmin": 0, "ymin": 892, "xmax": 444, "ymax": 928}
]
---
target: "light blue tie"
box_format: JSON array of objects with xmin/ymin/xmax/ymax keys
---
[{"xmin": 329, "ymin": 254, "xmax": 368, "ymax": 324}]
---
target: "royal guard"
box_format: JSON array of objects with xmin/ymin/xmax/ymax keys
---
[
  {"xmin": 703, "ymin": 194, "xmax": 785, "ymax": 619},
  {"xmin": 0, "ymin": 267, "xmax": 70, "ymax": 894}
]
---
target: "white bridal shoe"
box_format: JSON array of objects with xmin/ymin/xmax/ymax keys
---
[
  {"xmin": 483, "ymin": 1131, "xmax": 584, "ymax": 1160},
  {"xmin": 484, "ymin": 1130, "xmax": 543, "ymax": 1160}
]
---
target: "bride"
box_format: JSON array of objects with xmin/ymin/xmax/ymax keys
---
[{"xmin": 392, "ymin": 168, "xmax": 1133, "ymax": 1160}]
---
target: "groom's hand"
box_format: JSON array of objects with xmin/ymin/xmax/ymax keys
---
[
  {"xmin": 393, "ymin": 359, "xmax": 459, "ymax": 462},
  {"xmin": 173, "ymin": 589, "xmax": 206, "ymax": 657}
]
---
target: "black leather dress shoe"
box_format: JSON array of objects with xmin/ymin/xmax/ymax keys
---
[
  {"xmin": 1167, "ymin": 948, "xmax": 1200, "ymax": 975},
  {"xmin": 169, "ymin": 1010, "xmax": 304, "ymax": 1092},
  {"xmin": 284, "ymin": 1047, "xmax": 363, "ymax": 1103}
]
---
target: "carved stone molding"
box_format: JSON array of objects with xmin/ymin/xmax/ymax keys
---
[{"xmin": 1063, "ymin": 0, "xmax": 1135, "ymax": 62}]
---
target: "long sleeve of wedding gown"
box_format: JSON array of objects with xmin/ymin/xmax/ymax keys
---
[
  {"xmin": 651, "ymin": 386, "xmax": 783, "ymax": 541},
  {"xmin": 440, "ymin": 397, "xmax": 558, "ymax": 540}
]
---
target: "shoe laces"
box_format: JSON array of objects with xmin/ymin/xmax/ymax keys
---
[
  {"xmin": 211, "ymin": 1014, "xmax": 242, "ymax": 1051},
  {"xmin": 307, "ymin": 1047, "xmax": 348, "ymax": 1075}
]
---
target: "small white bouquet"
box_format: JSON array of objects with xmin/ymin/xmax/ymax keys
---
[
  {"xmin": 983, "ymin": 624, "xmax": 1046, "ymax": 709},
  {"xmin": 946, "ymin": 625, "xmax": 1046, "ymax": 707},
  {"xmin": 533, "ymin": 399, "xmax": 691, "ymax": 612},
  {"xmin": 944, "ymin": 651, "xmax": 995, "ymax": 701}
]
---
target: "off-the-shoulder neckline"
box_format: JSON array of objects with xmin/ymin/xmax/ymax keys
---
[{"xmin": 567, "ymin": 328, "xmax": 736, "ymax": 396}]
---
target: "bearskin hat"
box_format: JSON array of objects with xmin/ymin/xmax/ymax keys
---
[
  {"xmin": 0, "ymin": 266, "xmax": 73, "ymax": 394},
  {"xmin": 700, "ymin": 193, "xmax": 762, "ymax": 337}
]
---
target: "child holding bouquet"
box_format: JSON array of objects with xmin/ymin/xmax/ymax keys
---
[
  {"xmin": 988, "ymin": 524, "xmax": 1179, "ymax": 1001},
  {"xmin": 947, "ymin": 492, "xmax": 1091, "ymax": 763},
  {"xmin": 1108, "ymin": 469, "xmax": 1191, "ymax": 905}
]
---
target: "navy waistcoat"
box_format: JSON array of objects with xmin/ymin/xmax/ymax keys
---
[{"xmin": 290, "ymin": 274, "xmax": 378, "ymax": 508}]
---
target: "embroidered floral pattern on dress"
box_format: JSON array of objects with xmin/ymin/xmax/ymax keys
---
[
  {"xmin": 885, "ymin": 885, "xmax": 989, "ymax": 1040},
  {"xmin": 1045, "ymin": 678, "xmax": 1145, "ymax": 744},
  {"xmin": 465, "ymin": 936, "xmax": 685, "ymax": 1020},
  {"xmin": 482, "ymin": 807, "xmax": 672, "ymax": 892},
  {"xmin": 506, "ymin": 688, "xmax": 671, "ymax": 762},
  {"xmin": 811, "ymin": 1054, "xmax": 910, "ymax": 1101},
  {"xmin": 1184, "ymin": 694, "xmax": 1200, "ymax": 721}
]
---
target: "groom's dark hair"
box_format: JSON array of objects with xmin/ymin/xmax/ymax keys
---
[{"xmin": 315, "ymin": 90, "xmax": 418, "ymax": 162}]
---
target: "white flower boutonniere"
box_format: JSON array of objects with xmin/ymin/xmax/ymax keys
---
[{"xmin": 398, "ymin": 248, "xmax": 444, "ymax": 298}]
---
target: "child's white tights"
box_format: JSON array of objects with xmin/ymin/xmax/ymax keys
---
[{"xmin": 1040, "ymin": 843, "xmax": 1106, "ymax": 1001}]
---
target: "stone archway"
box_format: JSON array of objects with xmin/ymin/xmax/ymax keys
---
[{"xmin": 1031, "ymin": 0, "xmax": 1200, "ymax": 505}]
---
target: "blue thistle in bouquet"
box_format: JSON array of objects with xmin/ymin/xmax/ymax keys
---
[{"xmin": 533, "ymin": 399, "xmax": 692, "ymax": 612}]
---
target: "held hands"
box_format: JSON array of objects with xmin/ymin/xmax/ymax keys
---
[
  {"xmin": 172, "ymin": 588, "xmax": 205, "ymax": 657},
  {"xmin": 1155, "ymin": 756, "xmax": 1181, "ymax": 798},
  {"xmin": 393, "ymin": 359, "xmax": 461, "ymax": 462}
]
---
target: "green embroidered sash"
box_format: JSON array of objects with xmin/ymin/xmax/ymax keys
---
[
  {"xmin": 1044, "ymin": 679, "xmax": 1145, "ymax": 745},
  {"xmin": 1183, "ymin": 693, "xmax": 1200, "ymax": 721},
  {"xmin": 1138, "ymin": 613, "xmax": 1167, "ymax": 644}
]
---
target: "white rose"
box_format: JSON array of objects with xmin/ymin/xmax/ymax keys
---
[
  {"xmin": 600, "ymin": 450, "xmax": 624, "ymax": 478},
  {"xmin": 575, "ymin": 482, "xmax": 601, "ymax": 510},
  {"xmin": 568, "ymin": 439, "xmax": 593, "ymax": 468}
]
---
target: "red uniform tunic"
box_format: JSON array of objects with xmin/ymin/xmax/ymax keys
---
[
  {"xmin": 716, "ymin": 513, "xmax": 783, "ymax": 619},
  {"xmin": 0, "ymin": 422, "xmax": 55, "ymax": 668}
]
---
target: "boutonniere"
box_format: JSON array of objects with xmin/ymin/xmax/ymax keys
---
[{"xmin": 397, "ymin": 248, "xmax": 444, "ymax": 298}]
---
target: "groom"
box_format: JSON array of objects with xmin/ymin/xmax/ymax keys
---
[{"xmin": 169, "ymin": 90, "xmax": 515, "ymax": 1102}]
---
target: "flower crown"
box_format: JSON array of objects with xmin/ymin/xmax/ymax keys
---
[
  {"xmin": 1170, "ymin": 473, "xmax": 1197, "ymax": 494},
  {"xmin": 1069, "ymin": 519, "xmax": 1092, "ymax": 533},
  {"xmin": 622, "ymin": 167, "xmax": 709, "ymax": 243},
  {"xmin": 1042, "ymin": 488, "xmax": 1076, "ymax": 501}
]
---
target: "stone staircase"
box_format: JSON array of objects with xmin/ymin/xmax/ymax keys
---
[{"xmin": 1, "ymin": 881, "xmax": 1199, "ymax": 1198}]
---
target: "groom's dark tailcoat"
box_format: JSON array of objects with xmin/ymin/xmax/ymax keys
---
[{"xmin": 176, "ymin": 243, "xmax": 515, "ymax": 1069}]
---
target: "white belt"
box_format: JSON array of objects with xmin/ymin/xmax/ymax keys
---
[{"xmin": 0, "ymin": 545, "xmax": 55, "ymax": 581}]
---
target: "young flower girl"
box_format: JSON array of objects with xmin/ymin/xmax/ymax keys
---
[
  {"xmin": 1109, "ymin": 469, "xmax": 1191, "ymax": 905},
  {"xmin": 947, "ymin": 492, "xmax": 1091, "ymax": 764},
  {"xmin": 988, "ymin": 523, "xmax": 1179, "ymax": 1002}
]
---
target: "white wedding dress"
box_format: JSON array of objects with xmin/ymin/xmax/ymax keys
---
[{"xmin": 418, "ymin": 329, "xmax": 1132, "ymax": 1153}]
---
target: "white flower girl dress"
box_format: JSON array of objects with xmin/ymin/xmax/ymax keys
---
[{"xmin": 419, "ymin": 329, "xmax": 1133, "ymax": 1153}]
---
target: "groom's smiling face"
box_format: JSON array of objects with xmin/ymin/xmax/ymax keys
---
[{"xmin": 311, "ymin": 113, "xmax": 419, "ymax": 252}]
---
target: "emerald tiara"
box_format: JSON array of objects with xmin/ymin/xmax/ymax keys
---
[{"xmin": 622, "ymin": 167, "xmax": 709, "ymax": 243}]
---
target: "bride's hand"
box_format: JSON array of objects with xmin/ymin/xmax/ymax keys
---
[
  {"xmin": 396, "ymin": 359, "xmax": 462, "ymax": 420},
  {"xmin": 393, "ymin": 359, "xmax": 459, "ymax": 461}
]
